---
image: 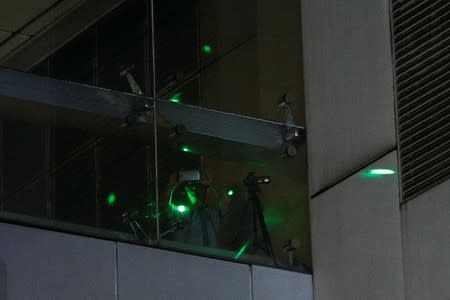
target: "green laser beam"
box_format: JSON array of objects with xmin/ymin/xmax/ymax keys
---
[{"xmin": 234, "ymin": 241, "xmax": 250, "ymax": 259}]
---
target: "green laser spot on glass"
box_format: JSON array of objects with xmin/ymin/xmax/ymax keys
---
[
  {"xmin": 106, "ymin": 193, "xmax": 117, "ymax": 206},
  {"xmin": 202, "ymin": 44, "xmax": 213, "ymax": 54},
  {"xmin": 169, "ymin": 92, "xmax": 182, "ymax": 103},
  {"xmin": 177, "ymin": 205, "xmax": 187, "ymax": 213},
  {"xmin": 181, "ymin": 146, "xmax": 192, "ymax": 153}
]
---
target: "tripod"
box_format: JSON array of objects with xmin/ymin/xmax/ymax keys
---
[{"xmin": 243, "ymin": 172, "xmax": 277, "ymax": 266}]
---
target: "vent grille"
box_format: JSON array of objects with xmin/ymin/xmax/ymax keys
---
[{"xmin": 392, "ymin": 0, "xmax": 450, "ymax": 201}]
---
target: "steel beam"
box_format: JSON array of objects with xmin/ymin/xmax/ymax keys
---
[{"xmin": 0, "ymin": 68, "xmax": 306, "ymax": 172}]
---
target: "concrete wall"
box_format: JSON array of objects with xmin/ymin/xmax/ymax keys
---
[
  {"xmin": 310, "ymin": 152, "xmax": 404, "ymax": 300},
  {"xmin": 117, "ymin": 242, "xmax": 251, "ymax": 300},
  {"xmin": 302, "ymin": 0, "xmax": 450, "ymax": 299},
  {"xmin": 0, "ymin": 222, "xmax": 312, "ymax": 300},
  {"xmin": 301, "ymin": 0, "xmax": 396, "ymax": 195},
  {"xmin": 401, "ymin": 180, "xmax": 450, "ymax": 300},
  {"xmin": 0, "ymin": 222, "xmax": 117, "ymax": 300},
  {"xmin": 252, "ymin": 265, "xmax": 312, "ymax": 300},
  {"xmin": 301, "ymin": 1, "xmax": 406, "ymax": 299}
]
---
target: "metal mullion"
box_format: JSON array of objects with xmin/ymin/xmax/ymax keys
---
[
  {"xmin": 148, "ymin": 0, "xmax": 160, "ymax": 241},
  {"xmin": 0, "ymin": 122, "xmax": 3, "ymax": 211}
]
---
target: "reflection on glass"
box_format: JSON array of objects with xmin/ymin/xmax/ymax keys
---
[
  {"xmin": 0, "ymin": 0, "xmax": 310, "ymax": 273},
  {"xmin": 155, "ymin": 98, "xmax": 309, "ymax": 271}
]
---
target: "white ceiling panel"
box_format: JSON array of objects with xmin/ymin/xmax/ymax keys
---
[{"xmin": 0, "ymin": 0, "xmax": 58, "ymax": 32}]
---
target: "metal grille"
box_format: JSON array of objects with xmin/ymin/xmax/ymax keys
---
[{"xmin": 392, "ymin": 0, "xmax": 450, "ymax": 201}]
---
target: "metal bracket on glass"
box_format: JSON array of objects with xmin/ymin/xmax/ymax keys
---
[
  {"xmin": 120, "ymin": 99, "xmax": 153, "ymax": 127},
  {"xmin": 168, "ymin": 124, "xmax": 186, "ymax": 137},
  {"xmin": 156, "ymin": 99, "xmax": 305, "ymax": 152},
  {"xmin": 120, "ymin": 64, "xmax": 144, "ymax": 95}
]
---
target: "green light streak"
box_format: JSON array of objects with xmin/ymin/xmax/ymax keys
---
[
  {"xmin": 169, "ymin": 92, "xmax": 182, "ymax": 103},
  {"xmin": 234, "ymin": 241, "xmax": 250, "ymax": 259},
  {"xmin": 106, "ymin": 193, "xmax": 117, "ymax": 206},
  {"xmin": 369, "ymin": 169, "xmax": 396, "ymax": 175},
  {"xmin": 361, "ymin": 168, "xmax": 396, "ymax": 178},
  {"xmin": 201, "ymin": 44, "xmax": 213, "ymax": 54},
  {"xmin": 184, "ymin": 186, "xmax": 198, "ymax": 205},
  {"xmin": 181, "ymin": 146, "xmax": 192, "ymax": 153},
  {"xmin": 227, "ymin": 189, "xmax": 235, "ymax": 197}
]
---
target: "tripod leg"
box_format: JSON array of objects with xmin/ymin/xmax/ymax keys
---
[
  {"xmin": 252, "ymin": 202, "xmax": 259, "ymax": 246},
  {"xmin": 134, "ymin": 221, "xmax": 148, "ymax": 239},
  {"xmin": 252, "ymin": 195, "xmax": 277, "ymax": 266},
  {"xmin": 231, "ymin": 198, "xmax": 250, "ymax": 247},
  {"xmin": 129, "ymin": 222, "xmax": 138, "ymax": 239}
]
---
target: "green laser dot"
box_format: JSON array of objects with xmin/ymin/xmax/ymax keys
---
[
  {"xmin": 361, "ymin": 168, "xmax": 396, "ymax": 178},
  {"xmin": 227, "ymin": 189, "xmax": 234, "ymax": 197},
  {"xmin": 106, "ymin": 193, "xmax": 117, "ymax": 206},
  {"xmin": 202, "ymin": 44, "xmax": 213, "ymax": 54},
  {"xmin": 369, "ymin": 168, "xmax": 396, "ymax": 175},
  {"xmin": 177, "ymin": 205, "xmax": 187, "ymax": 213},
  {"xmin": 181, "ymin": 146, "xmax": 192, "ymax": 153}
]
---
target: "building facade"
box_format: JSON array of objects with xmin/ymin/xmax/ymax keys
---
[{"xmin": 0, "ymin": 0, "xmax": 449, "ymax": 299}]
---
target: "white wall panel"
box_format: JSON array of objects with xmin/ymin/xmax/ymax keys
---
[
  {"xmin": 117, "ymin": 242, "xmax": 251, "ymax": 300},
  {"xmin": 0, "ymin": 222, "xmax": 117, "ymax": 300},
  {"xmin": 252, "ymin": 265, "xmax": 312, "ymax": 300},
  {"xmin": 402, "ymin": 180, "xmax": 450, "ymax": 300},
  {"xmin": 301, "ymin": 0, "xmax": 396, "ymax": 194},
  {"xmin": 311, "ymin": 151, "xmax": 404, "ymax": 300}
]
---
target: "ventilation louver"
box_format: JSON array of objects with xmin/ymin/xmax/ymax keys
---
[{"xmin": 392, "ymin": 0, "xmax": 450, "ymax": 201}]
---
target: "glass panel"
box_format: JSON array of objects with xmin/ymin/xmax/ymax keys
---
[
  {"xmin": 51, "ymin": 30, "xmax": 96, "ymax": 85},
  {"xmin": 0, "ymin": 0, "xmax": 310, "ymax": 273},
  {"xmin": 97, "ymin": 0, "xmax": 148, "ymax": 93},
  {"xmin": 153, "ymin": 0, "xmax": 310, "ymax": 271},
  {"xmin": 54, "ymin": 141, "xmax": 96, "ymax": 226},
  {"xmin": 155, "ymin": 100, "xmax": 310, "ymax": 271},
  {"xmin": 0, "ymin": 0, "xmax": 157, "ymax": 241},
  {"xmin": 99, "ymin": 138, "xmax": 153, "ymax": 236},
  {"xmin": 154, "ymin": 0, "xmax": 305, "ymax": 125},
  {"xmin": 2, "ymin": 120, "xmax": 47, "ymax": 217},
  {"xmin": 154, "ymin": 0, "xmax": 198, "ymax": 92}
]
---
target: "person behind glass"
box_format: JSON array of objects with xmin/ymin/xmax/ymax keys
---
[{"xmin": 166, "ymin": 171, "xmax": 221, "ymax": 248}]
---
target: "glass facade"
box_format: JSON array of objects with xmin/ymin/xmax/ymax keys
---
[{"xmin": 0, "ymin": 0, "xmax": 310, "ymax": 272}]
